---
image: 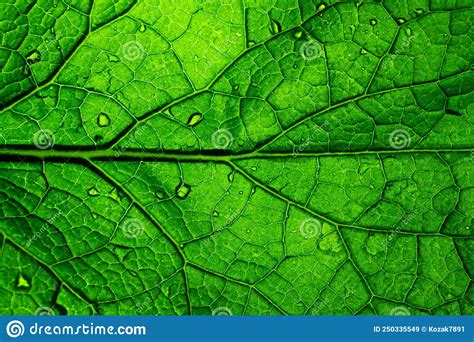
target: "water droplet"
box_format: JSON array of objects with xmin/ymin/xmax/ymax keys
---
[
  {"xmin": 294, "ymin": 31, "xmax": 303, "ymax": 39},
  {"xmin": 405, "ymin": 28, "xmax": 412, "ymax": 36},
  {"xmin": 246, "ymin": 229, "xmax": 250, "ymax": 234},
  {"xmin": 228, "ymin": 173, "xmax": 234, "ymax": 182},
  {"xmin": 317, "ymin": 2, "xmax": 327, "ymax": 11},
  {"xmin": 155, "ymin": 187, "xmax": 167, "ymax": 199},
  {"xmin": 26, "ymin": 50, "xmax": 41, "ymax": 64},
  {"xmin": 233, "ymin": 84, "xmax": 239, "ymax": 91},
  {"xmin": 213, "ymin": 211, "xmax": 219, "ymax": 217},
  {"xmin": 139, "ymin": 23, "xmax": 146, "ymax": 33},
  {"xmin": 91, "ymin": 212, "xmax": 98, "ymax": 219},
  {"xmin": 162, "ymin": 108, "xmax": 172, "ymax": 117},
  {"xmin": 107, "ymin": 54, "xmax": 120, "ymax": 63},
  {"xmin": 397, "ymin": 18, "xmax": 406, "ymax": 24},
  {"xmin": 414, "ymin": 8, "xmax": 424, "ymax": 16},
  {"xmin": 175, "ymin": 182, "xmax": 191, "ymax": 199},
  {"xmin": 239, "ymin": 191, "xmax": 243, "ymax": 195},
  {"xmin": 109, "ymin": 188, "xmax": 123, "ymax": 201},
  {"xmin": 248, "ymin": 40, "xmax": 256, "ymax": 47},
  {"xmin": 250, "ymin": 166, "xmax": 257, "ymax": 171},
  {"xmin": 293, "ymin": 64, "xmax": 298, "ymax": 69},
  {"xmin": 370, "ymin": 19, "xmax": 377, "ymax": 26},
  {"xmin": 270, "ymin": 19, "xmax": 282, "ymax": 34},
  {"xmin": 235, "ymin": 32, "xmax": 242, "ymax": 37},
  {"xmin": 97, "ymin": 113, "xmax": 110, "ymax": 127},
  {"xmin": 107, "ymin": 53, "xmax": 120, "ymax": 63},
  {"xmin": 50, "ymin": 27, "xmax": 55, "ymax": 34},
  {"xmin": 88, "ymin": 187, "xmax": 99, "ymax": 196},
  {"xmin": 16, "ymin": 274, "xmax": 30, "ymax": 289},
  {"xmin": 186, "ymin": 112, "xmax": 203, "ymax": 127},
  {"xmin": 361, "ymin": 49, "xmax": 368, "ymax": 55}
]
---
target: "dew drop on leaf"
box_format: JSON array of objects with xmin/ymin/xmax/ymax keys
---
[
  {"xmin": 107, "ymin": 54, "xmax": 120, "ymax": 63},
  {"xmin": 186, "ymin": 112, "xmax": 203, "ymax": 127},
  {"xmin": 317, "ymin": 2, "xmax": 327, "ymax": 11},
  {"xmin": 294, "ymin": 31, "xmax": 303, "ymax": 39},
  {"xmin": 213, "ymin": 211, "xmax": 219, "ymax": 217},
  {"xmin": 397, "ymin": 18, "xmax": 406, "ymax": 24},
  {"xmin": 26, "ymin": 50, "xmax": 41, "ymax": 64},
  {"xmin": 87, "ymin": 187, "xmax": 99, "ymax": 196},
  {"xmin": 414, "ymin": 8, "xmax": 424, "ymax": 16},
  {"xmin": 139, "ymin": 23, "xmax": 146, "ymax": 33},
  {"xmin": 175, "ymin": 182, "xmax": 191, "ymax": 199},
  {"xmin": 155, "ymin": 187, "xmax": 167, "ymax": 199},
  {"xmin": 369, "ymin": 19, "xmax": 377, "ymax": 26},
  {"xmin": 16, "ymin": 274, "xmax": 30, "ymax": 289},
  {"xmin": 405, "ymin": 28, "xmax": 412, "ymax": 36},
  {"xmin": 97, "ymin": 113, "xmax": 110, "ymax": 127},
  {"xmin": 270, "ymin": 19, "xmax": 281, "ymax": 34}
]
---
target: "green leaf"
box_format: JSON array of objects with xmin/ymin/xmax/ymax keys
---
[{"xmin": 0, "ymin": 0, "xmax": 473, "ymax": 316}]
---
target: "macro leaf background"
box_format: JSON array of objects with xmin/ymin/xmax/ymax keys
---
[{"xmin": 0, "ymin": 0, "xmax": 473, "ymax": 315}]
